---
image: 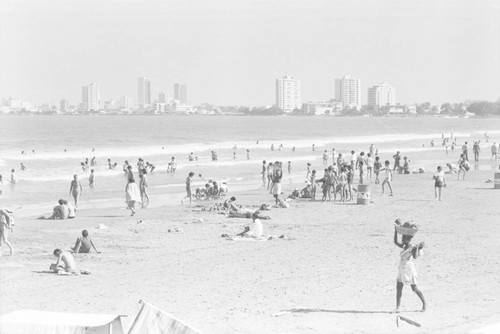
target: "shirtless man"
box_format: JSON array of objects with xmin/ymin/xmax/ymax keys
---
[
  {"xmin": 72, "ymin": 230, "xmax": 99, "ymax": 253},
  {"xmin": 50, "ymin": 249, "xmax": 77, "ymax": 274},
  {"xmin": 69, "ymin": 175, "xmax": 82, "ymax": 207}
]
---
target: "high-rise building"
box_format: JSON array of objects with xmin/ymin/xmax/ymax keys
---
[
  {"xmin": 158, "ymin": 91, "xmax": 167, "ymax": 103},
  {"xmin": 174, "ymin": 83, "xmax": 187, "ymax": 104},
  {"xmin": 82, "ymin": 83, "xmax": 100, "ymax": 111},
  {"xmin": 60, "ymin": 99, "xmax": 69, "ymax": 112},
  {"xmin": 275, "ymin": 76, "xmax": 301, "ymax": 112},
  {"xmin": 335, "ymin": 75, "xmax": 361, "ymax": 107},
  {"xmin": 367, "ymin": 82, "xmax": 396, "ymax": 106},
  {"xmin": 137, "ymin": 77, "xmax": 151, "ymax": 108}
]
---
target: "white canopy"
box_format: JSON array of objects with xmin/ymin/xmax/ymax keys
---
[{"xmin": 0, "ymin": 310, "xmax": 124, "ymax": 334}]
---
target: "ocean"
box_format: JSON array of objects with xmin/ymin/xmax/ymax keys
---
[{"xmin": 1, "ymin": 115, "xmax": 499, "ymax": 214}]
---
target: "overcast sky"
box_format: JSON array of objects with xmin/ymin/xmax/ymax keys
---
[{"xmin": 1, "ymin": 0, "xmax": 499, "ymax": 106}]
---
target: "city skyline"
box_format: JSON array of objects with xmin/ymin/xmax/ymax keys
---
[{"xmin": 1, "ymin": 0, "xmax": 499, "ymax": 106}]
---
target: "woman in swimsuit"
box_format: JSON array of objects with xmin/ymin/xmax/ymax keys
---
[{"xmin": 69, "ymin": 174, "xmax": 82, "ymax": 208}]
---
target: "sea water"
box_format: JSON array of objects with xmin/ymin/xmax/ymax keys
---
[{"xmin": 1, "ymin": 115, "xmax": 499, "ymax": 214}]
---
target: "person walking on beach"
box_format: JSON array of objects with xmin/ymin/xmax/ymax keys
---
[
  {"xmin": 366, "ymin": 153, "xmax": 374, "ymax": 181},
  {"xmin": 393, "ymin": 223, "xmax": 426, "ymax": 313},
  {"xmin": 267, "ymin": 162, "xmax": 274, "ymax": 190},
  {"xmin": 457, "ymin": 154, "xmax": 468, "ymax": 180},
  {"xmin": 271, "ymin": 162, "xmax": 283, "ymax": 205},
  {"xmin": 309, "ymin": 170, "xmax": 317, "ymax": 201},
  {"xmin": 322, "ymin": 150, "xmax": 328, "ymax": 165},
  {"xmin": 287, "ymin": 161, "xmax": 291, "ymax": 174},
  {"xmin": 69, "ymin": 175, "xmax": 82, "ymax": 208},
  {"xmin": 491, "ymin": 143, "xmax": 498, "ymax": 160},
  {"xmin": 89, "ymin": 169, "xmax": 95, "ymax": 187},
  {"xmin": 0, "ymin": 209, "xmax": 14, "ymax": 256},
  {"xmin": 183, "ymin": 172, "xmax": 195, "ymax": 205},
  {"xmin": 139, "ymin": 170, "xmax": 149, "ymax": 208},
  {"xmin": 170, "ymin": 157, "xmax": 178, "ymax": 173},
  {"xmin": 381, "ymin": 160, "xmax": 394, "ymax": 196},
  {"xmin": 356, "ymin": 152, "xmax": 366, "ymax": 185},
  {"xmin": 125, "ymin": 166, "xmax": 141, "ymax": 216},
  {"xmin": 374, "ymin": 156, "xmax": 382, "ymax": 184},
  {"xmin": 433, "ymin": 166, "xmax": 446, "ymax": 201},
  {"xmin": 261, "ymin": 160, "xmax": 267, "ymax": 186}
]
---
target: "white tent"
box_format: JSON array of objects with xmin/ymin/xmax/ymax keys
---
[
  {"xmin": 0, "ymin": 310, "xmax": 125, "ymax": 334},
  {"xmin": 128, "ymin": 300, "xmax": 202, "ymax": 334}
]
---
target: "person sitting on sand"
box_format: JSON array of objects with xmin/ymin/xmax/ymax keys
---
[
  {"xmin": 223, "ymin": 196, "xmax": 238, "ymax": 212},
  {"xmin": 50, "ymin": 249, "xmax": 77, "ymax": 274},
  {"xmin": 219, "ymin": 182, "xmax": 228, "ymax": 196},
  {"xmin": 236, "ymin": 211, "xmax": 264, "ymax": 238},
  {"xmin": 42, "ymin": 199, "xmax": 69, "ymax": 220},
  {"xmin": 393, "ymin": 221, "xmax": 426, "ymax": 313},
  {"xmin": 72, "ymin": 230, "xmax": 100, "ymax": 254},
  {"xmin": 64, "ymin": 200, "xmax": 76, "ymax": 219},
  {"xmin": 300, "ymin": 184, "xmax": 312, "ymax": 199}
]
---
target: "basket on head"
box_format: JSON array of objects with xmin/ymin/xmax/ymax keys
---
[{"xmin": 394, "ymin": 220, "xmax": 418, "ymax": 236}]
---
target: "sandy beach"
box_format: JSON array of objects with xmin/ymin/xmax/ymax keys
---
[{"xmin": 1, "ymin": 142, "xmax": 500, "ymax": 333}]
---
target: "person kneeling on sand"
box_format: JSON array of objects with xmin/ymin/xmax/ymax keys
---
[
  {"xmin": 50, "ymin": 249, "xmax": 77, "ymax": 274},
  {"xmin": 71, "ymin": 230, "xmax": 100, "ymax": 254},
  {"xmin": 236, "ymin": 212, "xmax": 263, "ymax": 238}
]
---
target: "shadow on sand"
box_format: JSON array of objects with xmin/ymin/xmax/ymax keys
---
[{"xmin": 275, "ymin": 308, "xmax": 421, "ymax": 316}]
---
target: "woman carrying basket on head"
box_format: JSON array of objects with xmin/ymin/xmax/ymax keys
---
[{"xmin": 393, "ymin": 220, "xmax": 427, "ymax": 313}]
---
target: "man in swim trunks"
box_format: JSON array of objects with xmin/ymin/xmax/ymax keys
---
[
  {"xmin": 50, "ymin": 249, "xmax": 77, "ymax": 274},
  {"xmin": 72, "ymin": 230, "xmax": 99, "ymax": 253}
]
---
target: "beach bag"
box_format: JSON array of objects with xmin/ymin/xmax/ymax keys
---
[{"xmin": 0, "ymin": 209, "xmax": 15, "ymax": 228}]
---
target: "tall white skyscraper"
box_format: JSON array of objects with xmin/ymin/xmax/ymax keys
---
[
  {"xmin": 275, "ymin": 75, "xmax": 301, "ymax": 112},
  {"xmin": 335, "ymin": 75, "xmax": 361, "ymax": 107},
  {"xmin": 174, "ymin": 84, "xmax": 187, "ymax": 104},
  {"xmin": 137, "ymin": 77, "xmax": 151, "ymax": 108},
  {"xmin": 82, "ymin": 83, "xmax": 100, "ymax": 111},
  {"xmin": 367, "ymin": 82, "xmax": 396, "ymax": 106}
]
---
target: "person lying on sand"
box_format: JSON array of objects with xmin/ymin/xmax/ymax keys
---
[
  {"xmin": 236, "ymin": 212, "xmax": 263, "ymax": 238},
  {"xmin": 71, "ymin": 230, "xmax": 100, "ymax": 254}
]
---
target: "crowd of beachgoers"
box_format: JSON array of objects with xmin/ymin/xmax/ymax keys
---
[{"xmin": 1, "ymin": 130, "xmax": 500, "ymax": 314}]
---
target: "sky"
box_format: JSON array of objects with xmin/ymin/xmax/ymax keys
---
[{"xmin": 0, "ymin": 0, "xmax": 499, "ymax": 106}]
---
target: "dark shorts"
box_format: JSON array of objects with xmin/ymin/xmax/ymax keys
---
[{"xmin": 435, "ymin": 181, "xmax": 444, "ymax": 187}]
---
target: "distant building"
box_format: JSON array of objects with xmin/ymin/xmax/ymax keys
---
[
  {"xmin": 158, "ymin": 91, "xmax": 167, "ymax": 103},
  {"xmin": 335, "ymin": 75, "xmax": 361, "ymax": 108},
  {"xmin": 276, "ymin": 76, "xmax": 301, "ymax": 112},
  {"xmin": 60, "ymin": 99, "xmax": 69, "ymax": 112},
  {"xmin": 367, "ymin": 82, "xmax": 396, "ymax": 106},
  {"xmin": 120, "ymin": 96, "xmax": 132, "ymax": 110},
  {"xmin": 82, "ymin": 83, "xmax": 100, "ymax": 111},
  {"xmin": 137, "ymin": 77, "xmax": 151, "ymax": 108},
  {"xmin": 174, "ymin": 84, "xmax": 187, "ymax": 104},
  {"xmin": 7, "ymin": 97, "xmax": 22, "ymax": 109},
  {"xmin": 302, "ymin": 100, "xmax": 343, "ymax": 116}
]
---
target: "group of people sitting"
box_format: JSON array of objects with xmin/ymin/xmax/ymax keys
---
[
  {"xmin": 194, "ymin": 181, "xmax": 228, "ymax": 200},
  {"xmin": 39, "ymin": 199, "xmax": 76, "ymax": 220}
]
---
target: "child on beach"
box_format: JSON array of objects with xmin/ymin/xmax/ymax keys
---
[
  {"xmin": 457, "ymin": 154, "xmax": 468, "ymax": 180},
  {"xmin": 182, "ymin": 172, "xmax": 195, "ymax": 205},
  {"xmin": 125, "ymin": 166, "xmax": 141, "ymax": 216},
  {"xmin": 380, "ymin": 160, "xmax": 394, "ymax": 196},
  {"xmin": 393, "ymin": 222, "xmax": 426, "ymax": 313},
  {"xmin": 433, "ymin": 166, "xmax": 446, "ymax": 201},
  {"xmin": 72, "ymin": 230, "xmax": 100, "ymax": 254}
]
